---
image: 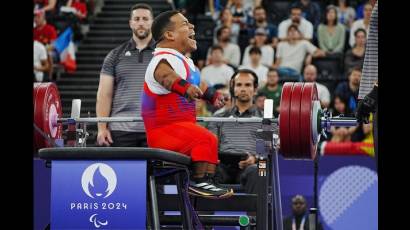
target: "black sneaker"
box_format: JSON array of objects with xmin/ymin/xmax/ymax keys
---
[{"xmin": 188, "ymin": 176, "xmax": 234, "ymax": 199}]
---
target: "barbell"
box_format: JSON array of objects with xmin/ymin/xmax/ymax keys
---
[{"xmin": 33, "ymin": 82, "xmax": 358, "ymax": 159}]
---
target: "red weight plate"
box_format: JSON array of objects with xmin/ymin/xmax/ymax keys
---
[
  {"xmin": 34, "ymin": 83, "xmax": 50, "ymax": 150},
  {"xmin": 34, "ymin": 83, "xmax": 62, "ymax": 151},
  {"xmin": 289, "ymin": 83, "xmax": 304, "ymax": 158},
  {"xmin": 299, "ymin": 83, "xmax": 318, "ymax": 159},
  {"xmin": 33, "ymin": 83, "xmax": 41, "ymax": 151},
  {"xmin": 279, "ymin": 82, "xmax": 294, "ymax": 158}
]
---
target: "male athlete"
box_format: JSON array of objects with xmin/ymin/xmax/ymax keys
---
[{"xmin": 141, "ymin": 10, "xmax": 233, "ymax": 198}]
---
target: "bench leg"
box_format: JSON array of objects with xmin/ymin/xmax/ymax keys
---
[
  {"xmin": 175, "ymin": 172, "xmax": 194, "ymax": 229},
  {"xmin": 149, "ymin": 175, "xmax": 161, "ymax": 229}
]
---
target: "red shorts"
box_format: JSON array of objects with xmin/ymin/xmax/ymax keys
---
[{"xmin": 146, "ymin": 122, "xmax": 218, "ymax": 164}]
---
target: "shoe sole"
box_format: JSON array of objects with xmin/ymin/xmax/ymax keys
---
[{"xmin": 188, "ymin": 187, "xmax": 234, "ymax": 199}]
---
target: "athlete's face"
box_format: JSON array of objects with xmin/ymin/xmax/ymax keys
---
[{"xmin": 169, "ymin": 13, "xmax": 197, "ymax": 53}]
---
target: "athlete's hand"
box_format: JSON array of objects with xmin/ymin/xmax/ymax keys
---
[{"xmin": 185, "ymin": 85, "xmax": 203, "ymax": 102}]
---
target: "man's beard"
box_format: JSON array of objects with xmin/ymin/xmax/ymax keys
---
[
  {"xmin": 134, "ymin": 28, "xmax": 150, "ymax": 40},
  {"xmin": 222, "ymin": 37, "xmax": 231, "ymax": 43},
  {"xmin": 237, "ymin": 95, "xmax": 251, "ymax": 103},
  {"xmin": 256, "ymin": 19, "xmax": 265, "ymax": 24},
  {"xmin": 292, "ymin": 18, "xmax": 301, "ymax": 24}
]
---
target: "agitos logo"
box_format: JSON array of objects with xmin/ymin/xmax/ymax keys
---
[{"xmin": 81, "ymin": 163, "xmax": 117, "ymax": 199}]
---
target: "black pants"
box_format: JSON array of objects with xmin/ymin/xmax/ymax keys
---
[
  {"xmin": 216, "ymin": 163, "xmax": 260, "ymax": 194},
  {"xmin": 239, "ymin": 164, "xmax": 260, "ymax": 194},
  {"xmin": 110, "ymin": 131, "xmax": 147, "ymax": 147}
]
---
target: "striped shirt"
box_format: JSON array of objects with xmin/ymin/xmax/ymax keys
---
[
  {"xmin": 207, "ymin": 106, "xmax": 279, "ymax": 156},
  {"xmin": 358, "ymin": 1, "xmax": 378, "ymax": 99},
  {"xmin": 100, "ymin": 38, "xmax": 155, "ymax": 132}
]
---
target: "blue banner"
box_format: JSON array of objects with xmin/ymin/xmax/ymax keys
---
[{"xmin": 51, "ymin": 161, "xmax": 147, "ymax": 229}]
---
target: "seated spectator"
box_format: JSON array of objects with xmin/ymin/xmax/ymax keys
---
[
  {"xmin": 208, "ymin": 26, "xmax": 241, "ymax": 67},
  {"xmin": 278, "ymin": 5, "xmax": 314, "ymax": 41},
  {"xmin": 344, "ymin": 28, "xmax": 366, "ymax": 74},
  {"xmin": 283, "ymin": 195, "xmax": 324, "ymax": 230},
  {"xmin": 257, "ymin": 68, "xmax": 282, "ymax": 117},
  {"xmin": 303, "ymin": 65, "xmax": 331, "ymax": 108},
  {"xmin": 336, "ymin": 0, "xmax": 356, "ymax": 29},
  {"xmin": 334, "ymin": 66, "xmax": 362, "ymax": 112},
  {"xmin": 201, "ymin": 45, "xmax": 235, "ymax": 87},
  {"xmin": 331, "ymin": 95, "xmax": 351, "ymax": 116},
  {"xmin": 317, "ymin": 5, "xmax": 346, "ymax": 54},
  {"xmin": 349, "ymin": 2, "xmax": 372, "ymax": 47},
  {"xmin": 33, "ymin": 40, "xmax": 50, "ymax": 82},
  {"xmin": 213, "ymin": 86, "xmax": 233, "ymax": 116},
  {"xmin": 226, "ymin": 0, "xmax": 251, "ymax": 29},
  {"xmin": 345, "ymin": 114, "xmax": 374, "ymax": 157},
  {"xmin": 34, "ymin": 9, "xmax": 57, "ymax": 79},
  {"xmin": 255, "ymin": 92, "xmax": 266, "ymax": 112},
  {"xmin": 351, "ymin": 114, "xmax": 374, "ymax": 144},
  {"xmin": 247, "ymin": 6, "xmax": 278, "ymax": 45},
  {"xmin": 196, "ymin": 98, "xmax": 212, "ymax": 127},
  {"xmin": 242, "ymin": 28, "xmax": 274, "ymax": 67},
  {"xmin": 329, "ymin": 96, "xmax": 356, "ymax": 142},
  {"xmin": 274, "ymin": 25, "xmax": 326, "ymax": 81},
  {"xmin": 34, "ymin": 0, "xmax": 57, "ymax": 20},
  {"xmin": 239, "ymin": 47, "xmax": 269, "ymax": 84},
  {"xmin": 214, "ymin": 8, "xmax": 241, "ymax": 44},
  {"xmin": 242, "ymin": 0, "xmax": 261, "ymax": 12},
  {"xmin": 291, "ymin": 0, "xmax": 322, "ymax": 30},
  {"xmin": 207, "ymin": 69, "xmax": 277, "ymax": 194},
  {"xmin": 56, "ymin": 0, "xmax": 86, "ymax": 41},
  {"xmin": 65, "ymin": 0, "xmax": 88, "ymax": 21},
  {"xmin": 33, "ymin": 10, "xmax": 57, "ymax": 45}
]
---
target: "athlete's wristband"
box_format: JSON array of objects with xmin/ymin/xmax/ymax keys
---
[
  {"xmin": 202, "ymin": 87, "xmax": 219, "ymax": 104},
  {"xmin": 171, "ymin": 78, "xmax": 191, "ymax": 97}
]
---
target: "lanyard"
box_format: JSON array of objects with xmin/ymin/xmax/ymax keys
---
[{"xmin": 292, "ymin": 216, "xmax": 306, "ymax": 230}]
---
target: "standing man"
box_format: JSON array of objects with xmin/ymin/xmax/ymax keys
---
[
  {"xmin": 356, "ymin": 0, "xmax": 378, "ymax": 169},
  {"xmin": 141, "ymin": 10, "xmax": 232, "ymax": 198},
  {"xmin": 278, "ymin": 5, "xmax": 314, "ymax": 41},
  {"xmin": 96, "ymin": 4, "xmax": 155, "ymax": 147}
]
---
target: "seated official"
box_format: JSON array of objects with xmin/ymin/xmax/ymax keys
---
[{"xmin": 207, "ymin": 69, "xmax": 278, "ymax": 194}]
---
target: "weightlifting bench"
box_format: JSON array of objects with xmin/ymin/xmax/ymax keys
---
[{"xmin": 39, "ymin": 147, "xmax": 200, "ymax": 229}]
